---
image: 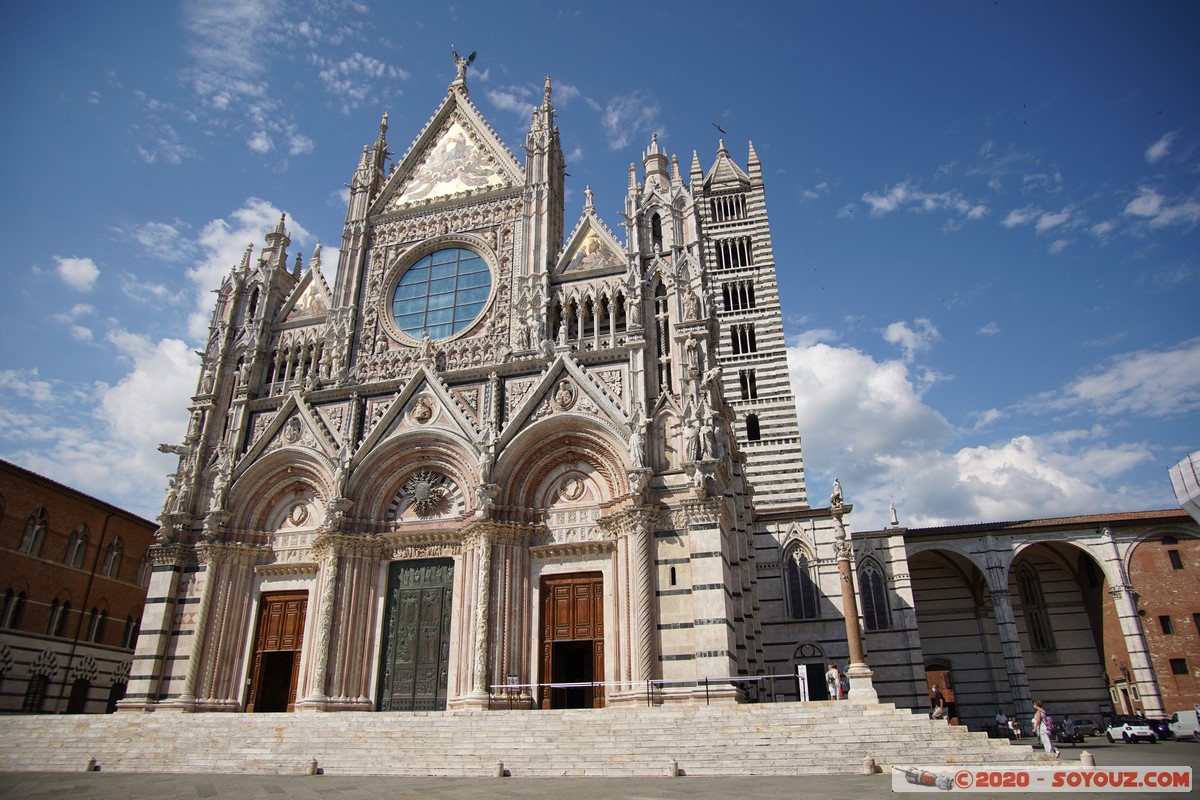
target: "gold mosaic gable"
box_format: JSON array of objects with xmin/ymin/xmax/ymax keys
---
[
  {"xmin": 284, "ymin": 279, "xmax": 328, "ymax": 322},
  {"xmin": 562, "ymin": 226, "xmax": 623, "ymax": 273},
  {"xmin": 391, "ymin": 118, "xmax": 509, "ymax": 209}
]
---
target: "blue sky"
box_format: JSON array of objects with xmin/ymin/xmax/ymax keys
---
[{"xmin": 1, "ymin": 1, "xmax": 1197, "ymax": 530}]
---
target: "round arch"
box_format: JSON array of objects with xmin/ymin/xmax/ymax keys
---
[{"xmin": 493, "ymin": 415, "xmax": 629, "ymax": 510}]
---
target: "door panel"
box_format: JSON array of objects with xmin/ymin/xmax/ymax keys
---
[
  {"xmin": 540, "ymin": 572, "xmax": 604, "ymax": 709},
  {"xmin": 246, "ymin": 591, "xmax": 308, "ymax": 713},
  {"xmin": 377, "ymin": 558, "xmax": 454, "ymax": 712}
]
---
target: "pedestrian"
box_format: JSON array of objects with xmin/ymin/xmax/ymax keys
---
[
  {"xmin": 1032, "ymin": 699, "xmax": 1059, "ymax": 757},
  {"xmin": 1009, "ymin": 718, "xmax": 1022, "ymax": 740},
  {"xmin": 825, "ymin": 663, "xmax": 842, "ymax": 700},
  {"xmin": 840, "ymin": 665, "xmax": 850, "ymax": 698},
  {"xmin": 995, "ymin": 708, "xmax": 1009, "ymax": 738},
  {"xmin": 930, "ymin": 684, "xmax": 946, "ymax": 720}
]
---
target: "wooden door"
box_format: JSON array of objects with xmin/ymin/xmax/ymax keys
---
[
  {"xmin": 540, "ymin": 572, "xmax": 604, "ymax": 709},
  {"xmin": 246, "ymin": 591, "xmax": 307, "ymax": 712},
  {"xmin": 377, "ymin": 558, "xmax": 454, "ymax": 711}
]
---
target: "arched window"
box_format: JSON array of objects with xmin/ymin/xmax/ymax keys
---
[
  {"xmin": 19, "ymin": 508, "xmax": 47, "ymax": 556},
  {"xmin": 784, "ymin": 546, "xmax": 820, "ymax": 620},
  {"xmin": 651, "ymin": 213, "xmax": 664, "ymax": 250},
  {"xmin": 64, "ymin": 524, "xmax": 88, "ymax": 567},
  {"xmin": 121, "ymin": 615, "xmax": 140, "ymax": 649},
  {"xmin": 136, "ymin": 554, "xmax": 152, "ymax": 587},
  {"xmin": 45, "ymin": 599, "xmax": 60, "ymax": 635},
  {"xmin": 86, "ymin": 608, "xmax": 108, "ymax": 643},
  {"xmin": 1017, "ymin": 563, "xmax": 1056, "ymax": 652},
  {"xmin": 859, "ymin": 560, "xmax": 891, "ymax": 631},
  {"xmin": 102, "ymin": 537, "xmax": 123, "ymax": 579},
  {"xmin": 1, "ymin": 590, "xmax": 26, "ymax": 629}
]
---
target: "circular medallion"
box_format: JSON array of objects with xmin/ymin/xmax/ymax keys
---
[{"xmin": 288, "ymin": 503, "xmax": 308, "ymax": 526}]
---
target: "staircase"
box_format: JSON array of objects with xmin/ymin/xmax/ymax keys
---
[{"xmin": 0, "ymin": 701, "xmax": 1051, "ymax": 777}]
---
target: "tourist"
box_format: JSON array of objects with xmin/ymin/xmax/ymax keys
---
[
  {"xmin": 1009, "ymin": 718, "xmax": 1022, "ymax": 740},
  {"xmin": 1032, "ymin": 699, "xmax": 1059, "ymax": 757},
  {"xmin": 826, "ymin": 663, "xmax": 842, "ymax": 700},
  {"xmin": 995, "ymin": 708, "xmax": 1009, "ymax": 738},
  {"xmin": 930, "ymin": 684, "xmax": 946, "ymax": 719}
]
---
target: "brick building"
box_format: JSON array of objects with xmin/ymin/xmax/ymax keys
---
[{"xmin": 0, "ymin": 458, "xmax": 155, "ymax": 713}]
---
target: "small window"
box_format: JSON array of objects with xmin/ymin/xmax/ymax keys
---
[
  {"xmin": 739, "ymin": 369, "xmax": 758, "ymax": 400},
  {"xmin": 1170, "ymin": 658, "xmax": 1188, "ymax": 676},
  {"xmin": 669, "ymin": 567, "xmax": 677, "ymax": 587},
  {"xmin": 1168, "ymin": 550, "xmax": 1183, "ymax": 569},
  {"xmin": 1193, "ymin": 613, "xmax": 1200, "ymax": 635},
  {"xmin": 746, "ymin": 413, "xmax": 761, "ymax": 442},
  {"xmin": 1159, "ymin": 615, "xmax": 1174, "ymax": 635}
]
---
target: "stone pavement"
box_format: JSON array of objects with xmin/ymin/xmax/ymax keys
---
[{"xmin": 2, "ymin": 741, "xmax": 1197, "ymax": 800}]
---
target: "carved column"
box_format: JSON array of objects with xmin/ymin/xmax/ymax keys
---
[
  {"xmin": 297, "ymin": 541, "xmax": 339, "ymax": 709},
  {"xmin": 458, "ymin": 528, "xmax": 493, "ymax": 709}
]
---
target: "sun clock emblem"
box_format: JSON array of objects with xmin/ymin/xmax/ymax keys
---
[{"xmin": 403, "ymin": 470, "xmax": 449, "ymax": 518}]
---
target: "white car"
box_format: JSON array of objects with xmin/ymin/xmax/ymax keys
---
[
  {"xmin": 1169, "ymin": 710, "xmax": 1199, "ymax": 741},
  {"xmin": 1106, "ymin": 717, "xmax": 1157, "ymax": 743}
]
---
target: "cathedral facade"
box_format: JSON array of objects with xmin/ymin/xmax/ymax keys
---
[
  {"xmin": 119, "ymin": 63, "xmax": 1199, "ymax": 727},
  {"xmin": 122, "ymin": 64, "xmax": 845, "ymax": 714}
]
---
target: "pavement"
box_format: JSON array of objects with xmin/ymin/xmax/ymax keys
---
[{"xmin": 2, "ymin": 740, "xmax": 1197, "ymax": 800}]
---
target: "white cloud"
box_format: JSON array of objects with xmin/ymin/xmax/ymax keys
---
[
  {"xmin": 1124, "ymin": 186, "xmax": 1200, "ymax": 229},
  {"xmin": 883, "ymin": 318, "xmax": 940, "ymax": 362},
  {"xmin": 247, "ymin": 131, "xmax": 274, "ymax": 153},
  {"xmin": 861, "ymin": 180, "xmax": 987, "ymax": 222},
  {"xmin": 1145, "ymin": 131, "xmax": 1177, "ymax": 164},
  {"xmin": 1001, "ymin": 206, "xmax": 1039, "ymax": 228},
  {"xmin": 1040, "ymin": 337, "xmax": 1200, "ymax": 418},
  {"xmin": 1035, "ymin": 207, "xmax": 1072, "ymax": 233},
  {"xmin": 786, "ymin": 341, "xmax": 1166, "ymax": 529},
  {"xmin": 125, "ymin": 220, "xmax": 194, "ymax": 262},
  {"xmin": 487, "ymin": 86, "xmax": 536, "ymax": 116},
  {"xmin": 54, "ymin": 256, "xmax": 101, "ymax": 291},
  {"xmin": 1048, "ymin": 239, "xmax": 1071, "ymax": 254},
  {"xmin": 315, "ymin": 52, "xmax": 408, "ymax": 113},
  {"xmin": 978, "ymin": 321, "xmax": 1000, "ymax": 336},
  {"xmin": 601, "ymin": 92, "xmax": 661, "ymax": 150},
  {"xmin": 69, "ymin": 326, "xmax": 94, "ymax": 343}
]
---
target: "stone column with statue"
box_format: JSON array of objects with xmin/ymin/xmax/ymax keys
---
[{"xmin": 830, "ymin": 480, "xmax": 878, "ymax": 703}]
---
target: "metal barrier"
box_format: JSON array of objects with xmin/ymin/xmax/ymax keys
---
[{"xmin": 488, "ymin": 673, "xmax": 798, "ymax": 709}]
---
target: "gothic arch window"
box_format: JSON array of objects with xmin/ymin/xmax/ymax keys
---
[
  {"xmin": 64, "ymin": 524, "xmax": 88, "ymax": 567},
  {"xmin": 651, "ymin": 213, "xmax": 664, "ymax": 250},
  {"xmin": 121, "ymin": 615, "xmax": 140, "ymax": 649},
  {"xmin": 784, "ymin": 545, "xmax": 820, "ymax": 620},
  {"xmin": 859, "ymin": 559, "xmax": 891, "ymax": 631},
  {"xmin": 247, "ymin": 287, "xmax": 260, "ymax": 320},
  {"xmin": 1016, "ymin": 563, "xmax": 1056, "ymax": 652},
  {"xmin": 19, "ymin": 508, "xmax": 46, "ymax": 556},
  {"xmin": 50, "ymin": 600, "xmax": 69, "ymax": 637},
  {"xmin": 86, "ymin": 607, "xmax": 108, "ymax": 643},
  {"xmin": 745, "ymin": 413, "xmax": 761, "ymax": 442},
  {"xmin": 136, "ymin": 554, "xmax": 152, "ymax": 587},
  {"xmin": 739, "ymin": 369, "xmax": 758, "ymax": 400},
  {"xmin": 1, "ymin": 589, "xmax": 26, "ymax": 629},
  {"xmin": 102, "ymin": 537, "xmax": 123, "ymax": 579}
]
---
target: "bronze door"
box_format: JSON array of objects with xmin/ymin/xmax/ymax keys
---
[
  {"xmin": 377, "ymin": 558, "xmax": 454, "ymax": 711},
  {"xmin": 246, "ymin": 591, "xmax": 307, "ymax": 712},
  {"xmin": 540, "ymin": 572, "xmax": 604, "ymax": 709}
]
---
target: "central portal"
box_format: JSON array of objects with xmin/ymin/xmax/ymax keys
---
[
  {"xmin": 540, "ymin": 572, "xmax": 604, "ymax": 709},
  {"xmin": 377, "ymin": 558, "xmax": 454, "ymax": 711}
]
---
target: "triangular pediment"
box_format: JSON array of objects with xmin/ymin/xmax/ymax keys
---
[
  {"xmin": 374, "ymin": 92, "xmax": 524, "ymax": 214},
  {"xmin": 238, "ymin": 392, "xmax": 339, "ymax": 475},
  {"xmin": 355, "ymin": 365, "xmax": 482, "ymax": 462},
  {"xmin": 499, "ymin": 354, "xmax": 632, "ymax": 451},
  {"xmin": 556, "ymin": 210, "xmax": 625, "ymax": 278},
  {"xmin": 279, "ymin": 266, "xmax": 332, "ymax": 324}
]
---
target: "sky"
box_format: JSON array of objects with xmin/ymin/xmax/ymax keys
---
[{"xmin": 1, "ymin": 0, "xmax": 1198, "ymax": 531}]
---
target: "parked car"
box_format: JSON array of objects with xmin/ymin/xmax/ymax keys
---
[
  {"xmin": 1072, "ymin": 718, "xmax": 1102, "ymax": 737},
  {"xmin": 1055, "ymin": 719, "xmax": 1084, "ymax": 744},
  {"xmin": 1169, "ymin": 710, "xmax": 1200, "ymax": 740},
  {"xmin": 1146, "ymin": 717, "xmax": 1175, "ymax": 740},
  {"xmin": 1106, "ymin": 716, "xmax": 1157, "ymax": 743}
]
